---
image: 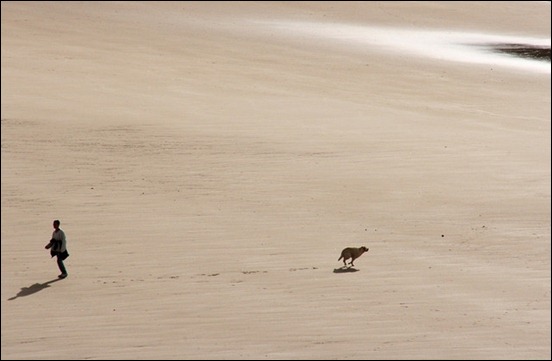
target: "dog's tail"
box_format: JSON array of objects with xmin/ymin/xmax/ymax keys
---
[{"xmin": 338, "ymin": 255, "xmax": 343, "ymax": 261}]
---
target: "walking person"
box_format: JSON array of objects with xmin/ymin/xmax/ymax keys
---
[{"xmin": 45, "ymin": 219, "xmax": 69, "ymax": 278}]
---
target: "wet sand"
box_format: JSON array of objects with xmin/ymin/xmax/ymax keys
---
[{"xmin": 492, "ymin": 43, "xmax": 551, "ymax": 60}]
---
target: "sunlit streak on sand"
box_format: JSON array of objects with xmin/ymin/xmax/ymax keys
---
[{"xmin": 265, "ymin": 21, "xmax": 551, "ymax": 74}]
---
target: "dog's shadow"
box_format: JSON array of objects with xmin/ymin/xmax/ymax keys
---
[
  {"xmin": 7, "ymin": 278, "xmax": 62, "ymax": 301},
  {"xmin": 333, "ymin": 266, "xmax": 359, "ymax": 273}
]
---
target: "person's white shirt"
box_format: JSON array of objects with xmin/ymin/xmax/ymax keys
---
[{"xmin": 51, "ymin": 229, "xmax": 66, "ymax": 252}]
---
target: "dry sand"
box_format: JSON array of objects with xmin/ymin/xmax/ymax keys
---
[{"xmin": 1, "ymin": 2, "xmax": 550, "ymax": 359}]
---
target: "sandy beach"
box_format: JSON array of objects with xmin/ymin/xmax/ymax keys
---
[{"xmin": 1, "ymin": 2, "xmax": 550, "ymax": 359}]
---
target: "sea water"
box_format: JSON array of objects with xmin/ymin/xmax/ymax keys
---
[{"xmin": 261, "ymin": 21, "xmax": 551, "ymax": 74}]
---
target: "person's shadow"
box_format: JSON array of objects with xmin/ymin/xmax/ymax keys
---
[{"xmin": 8, "ymin": 278, "xmax": 62, "ymax": 300}]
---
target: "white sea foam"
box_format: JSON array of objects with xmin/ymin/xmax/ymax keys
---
[{"xmin": 262, "ymin": 21, "xmax": 551, "ymax": 74}]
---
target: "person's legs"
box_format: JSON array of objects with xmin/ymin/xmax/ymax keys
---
[{"xmin": 56, "ymin": 255, "xmax": 67, "ymax": 277}]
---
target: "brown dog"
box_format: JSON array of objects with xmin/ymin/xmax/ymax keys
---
[{"xmin": 338, "ymin": 246, "xmax": 369, "ymax": 267}]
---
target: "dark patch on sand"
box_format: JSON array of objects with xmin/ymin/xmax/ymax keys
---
[{"xmin": 490, "ymin": 43, "xmax": 550, "ymax": 61}]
